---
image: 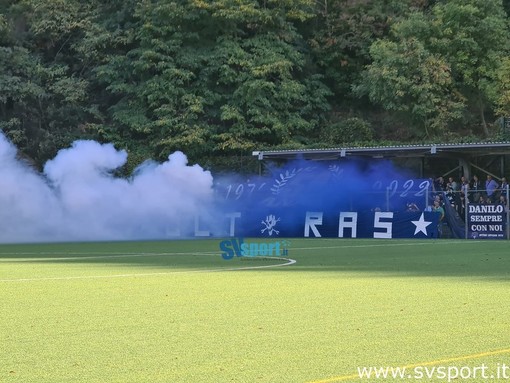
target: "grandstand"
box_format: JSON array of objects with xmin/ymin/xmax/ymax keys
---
[
  {"xmin": 253, "ymin": 142, "xmax": 510, "ymax": 179},
  {"xmin": 253, "ymin": 143, "xmax": 510, "ymax": 239}
]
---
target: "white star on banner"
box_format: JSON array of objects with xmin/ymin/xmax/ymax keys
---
[{"xmin": 411, "ymin": 213, "xmax": 432, "ymax": 236}]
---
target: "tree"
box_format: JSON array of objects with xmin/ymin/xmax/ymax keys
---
[
  {"xmin": 431, "ymin": 0, "xmax": 510, "ymax": 136},
  {"xmin": 0, "ymin": 0, "xmax": 96, "ymax": 165},
  {"xmin": 88, "ymin": 0, "xmax": 331, "ymax": 168},
  {"xmin": 355, "ymin": 26, "xmax": 464, "ymax": 137},
  {"xmin": 308, "ymin": 0, "xmax": 435, "ymax": 102},
  {"xmin": 357, "ymin": 0, "xmax": 510, "ymax": 138}
]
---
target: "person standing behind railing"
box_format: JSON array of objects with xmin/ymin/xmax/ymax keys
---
[
  {"xmin": 485, "ymin": 175, "xmax": 499, "ymax": 201},
  {"xmin": 434, "ymin": 176, "xmax": 446, "ymax": 191},
  {"xmin": 470, "ymin": 175, "xmax": 481, "ymax": 203},
  {"xmin": 499, "ymin": 177, "xmax": 509, "ymax": 198},
  {"xmin": 459, "ymin": 177, "xmax": 469, "ymax": 217},
  {"xmin": 446, "ymin": 177, "xmax": 458, "ymax": 207},
  {"xmin": 447, "ymin": 177, "xmax": 458, "ymax": 192}
]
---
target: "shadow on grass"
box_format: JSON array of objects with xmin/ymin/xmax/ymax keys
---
[
  {"xmin": 0, "ymin": 238, "xmax": 510, "ymax": 279},
  {"xmin": 0, "ymin": 239, "xmax": 288, "ymax": 272}
]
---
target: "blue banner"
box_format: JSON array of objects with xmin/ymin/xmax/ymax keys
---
[
  {"xmin": 225, "ymin": 209, "xmax": 440, "ymax": 239},
  {"xmin": 209, "ymin": 161, "xmax": 443, "ymax": 239},
  {"xmin": 467, "ymin": 204, "xmax": 506, "ymax": 239}
]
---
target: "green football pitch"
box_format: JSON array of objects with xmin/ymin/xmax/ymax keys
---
[{"xmin": 1, "ymin": 238, "xmax": 510, "ymax": 383}]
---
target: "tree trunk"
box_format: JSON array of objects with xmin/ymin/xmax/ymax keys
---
[{"xmin": 480, "ymin": 100, "xmax": 489, "ymax": 137}]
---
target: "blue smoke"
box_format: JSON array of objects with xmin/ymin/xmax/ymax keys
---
[{"xmin": 215, "ymin": 158, "xmax": 430, "ymax": 213}]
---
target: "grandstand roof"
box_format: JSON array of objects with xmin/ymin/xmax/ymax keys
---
[{"xmin": 252, "ymin": 142, "xmax": 510, "ymax": 161}]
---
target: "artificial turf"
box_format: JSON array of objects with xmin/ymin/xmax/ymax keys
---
[{"xmin": 1, "ymin": 238, "xmax": 510, "ymax": 382}]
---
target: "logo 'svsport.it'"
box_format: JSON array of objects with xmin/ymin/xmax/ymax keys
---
[{"xmin": 219, "ymin": 238, "xmax": 290, "ymax": 260}]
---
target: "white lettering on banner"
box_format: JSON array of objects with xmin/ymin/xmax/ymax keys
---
[
  {"xmin": 467, "ymin": 204, "xmax": 506, "ymax": 238},
  {"xmin": 225, "ymin": 212, "xmax": 241, "ymax": 236},
  {"xmin": 304, "ymin": 211, "xmax": 400, "ymax": 238},
  {"xmin": 469, "ymin": 215, "xmax": 503, "ymax": 222},
  {"xmin": 194, "ymin": 215, "xmax": 210, "ymax": 237},
  {"xmin": 338, "ymin": 212, "xmax": 358, "ymax": 238},
  {"xmin": 471, "ymin": 224, "xmax": 504, "ymax": 232},
  {"xmin": 374, "ymin": 212, "xmax": 394, "ymax": 239},
  {"xmin": 304, "ymin": 212, "xmax": 323, "ymax": 237},
  {"xmin": 468, "ymin": 205, "xmax": 504, "ymax": 214},
  {"xmin": 471, "ymin": 224, "xmax": 487, "ymax": 232},
  {"xmin": 196, "ymin": 211, "xmax": 436, "ymax": 238}
]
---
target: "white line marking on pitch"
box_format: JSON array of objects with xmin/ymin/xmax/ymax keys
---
[
  {"xmin": 0, "ymin": 251, "xmax": 218, "ymax": 262},
  {"xmin": 0, "ymin": 257, "xmax": 296, "ymax": 282}
]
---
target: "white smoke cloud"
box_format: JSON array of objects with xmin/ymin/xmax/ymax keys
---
[{"xmin": 0, "ymin": 133, "xmax": 215, "ymax": 243}]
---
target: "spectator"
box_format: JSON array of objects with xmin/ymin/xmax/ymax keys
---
[
  {"xmin": 460, "ymin": 176, "xmax": 469, "ymax": 192},
  {"xmin": 447, "ymin": 177, "xmax": 459, "ymax": 192},
  {"xmin": 433, "ymin": 194, "xmax": 444, "ymax": 206},
  {"xmin": 499, "ymin": 177, "xmax": 509, "ymax": 198},
  {"xmin": 433, "ymin": 200, "xmax": 445, "ymax": 238},
  {"xmin": 470, "ymin": 175, "xmax": 481, "ymax": 202},
  {"xmin": 434, "ymin": 176, "xmax": 446, "ymax": 191},
  {"xmin": 485, "ymin": 175, "xmax": 499, "ymax": 200},
  {"xmin": 458, "ymin": 176, "xmax": 469, "ymax": 216},
  {"xmin": 458, "ymin": 193, "xmax": 466, "ymax": 217},
  {"xmin": 445, "ymin": 177, "xmax": 458, "ymax": 207},
  {"xmin": 406, "ymin": 202, "xmax": 420, "ymax": 212}
]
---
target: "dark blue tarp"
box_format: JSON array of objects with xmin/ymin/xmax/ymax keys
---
[{"xmin": 230, "ymin": 209, "xmax": 440, "ymax": 239}]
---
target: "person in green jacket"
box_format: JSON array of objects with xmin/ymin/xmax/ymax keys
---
[{"xmin": 433, "ymin": 200, "xmax": 445, "ymax": 238}]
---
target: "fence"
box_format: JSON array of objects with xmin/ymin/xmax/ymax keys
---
[{"xmin": 441, "ymin": 187, "xmax": 510, "ymax": 239}]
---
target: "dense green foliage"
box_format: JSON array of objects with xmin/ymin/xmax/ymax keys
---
[{"xmin": 1, "ymin": 0, "xmax": 510, "ymax": 171}]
